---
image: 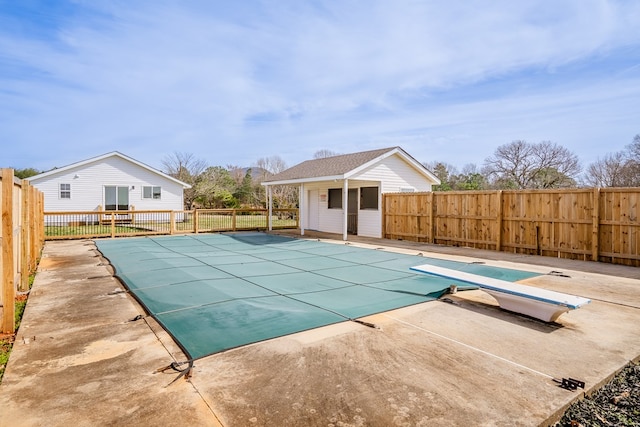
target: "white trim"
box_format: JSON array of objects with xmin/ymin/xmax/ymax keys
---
[
  {"xmin": 261, "ymin": 174, "xmax": 344, "ymax": 186},
  {"xmin": 342, "ymin": 179, "xmax": 348, "ymax": 241},
  {"xmin": 260, "ymin": 148, "xmax": 440, "ymax": 186},
  {"xmin": 267, "ymin": 186, "xmax": 273, "ymax": 231},
  {"xmin": 27, "ymin": 152, "xmax": 192, "ymax": 189},
  {"xmin": 299, "ymin": 183, "xmax": 305, "ymax": 236},
  {"xmin": 345, "ymin": 147, "xmax": 439, "ymax": 184}
]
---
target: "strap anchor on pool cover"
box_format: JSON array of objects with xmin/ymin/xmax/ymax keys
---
[
  {"xmin": 553, "ymin": 377, "xmax": 585, "ymax": 391},
  {"xmin": 155, "ymin": 360, "xmax": 194, "ymax": 385},
  {"xmin": 351, "ymin": 318, "xmax": 380, "ymax": 329}
]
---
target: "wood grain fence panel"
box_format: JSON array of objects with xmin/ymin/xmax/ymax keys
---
[
  {"xmin": 383, "ymin": 188, "xmax": 640, "ymax": 267},
  {"xmin": 1, "ymin": 169, "xmax": 15, "ymax": 333},
  {"xmin": 1, "ymin": 171, "xmax": 44, "ymax": 333}
]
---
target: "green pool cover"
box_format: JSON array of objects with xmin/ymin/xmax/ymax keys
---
[{"xmin": 96, "ymin": 233, "xmax": 538, "ymax": 360}]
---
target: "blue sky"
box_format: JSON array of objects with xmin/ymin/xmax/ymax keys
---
[{"xmin": 1, "ymin": 1, "xmax": 639, "ymax": 173}]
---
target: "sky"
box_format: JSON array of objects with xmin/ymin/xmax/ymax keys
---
[{"xmin": 1, "ymin": 1, "xmax": 639, "ymax": 174}]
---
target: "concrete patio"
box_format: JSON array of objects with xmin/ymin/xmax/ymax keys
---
[{"xmin": 1, "ymin": 234, "xmax": 639, "ymax": 426}]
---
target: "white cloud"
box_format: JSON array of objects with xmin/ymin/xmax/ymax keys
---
[{"xmin": 1, "ymin": 0, "xmax": 639, "ymax": 172}]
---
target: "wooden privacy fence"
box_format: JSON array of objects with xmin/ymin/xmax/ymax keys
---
[
  {"xmin": 1, "ymin": 169, "xmax": 44, "ymax": 333},
  {"xmin": 43, "ymin": 208, "xmax": 299, "ymax": 240},
  {"xmin": 383, "ymin": 188, "xmax": 640, "ymax": 267}
]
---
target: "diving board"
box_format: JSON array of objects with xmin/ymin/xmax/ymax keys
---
[{"xmin": 411, "ymin": 264, "xmax": 591, "ymax": 322}]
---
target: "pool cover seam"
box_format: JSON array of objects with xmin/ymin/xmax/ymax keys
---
[
  {"xmin": 99, "ymin": 233, "xmax": 532, "ymax": 360},
  {"xmin": 123, "ymin": 235, "xmax": 472, "ymax": 315},
  {"xmin": 145, "ymin": 236, "xmax": 406, "ymax": 324}
]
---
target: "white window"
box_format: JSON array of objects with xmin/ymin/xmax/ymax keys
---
[
  {"xmin": 143, "ymin": 186, "xmax": 161, "ymax": 199},
  {"xmin": 59, "ymin": 183, "xmax": 71, "ymax": 199}
]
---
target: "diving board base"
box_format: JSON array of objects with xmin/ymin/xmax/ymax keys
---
[
  {"xmin": 411, "ymin": 264, "xmax": 591, "ymax": 322},
  {"xmin": 482, "ymin": 289, "xmax": 572, "ymax": 322}
]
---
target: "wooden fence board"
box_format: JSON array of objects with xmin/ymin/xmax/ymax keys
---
[
  {"xmin": 1, "ymin": 171, "xmax": 44, "ymax": 333},
  {"xmin": 384, "ymin": 188, "xmax": 640, "ymax": 267}
]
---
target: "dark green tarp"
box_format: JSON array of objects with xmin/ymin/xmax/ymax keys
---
[{"xmin": 96, "ymin": 233, "xmax": 537, "ymax": 360}]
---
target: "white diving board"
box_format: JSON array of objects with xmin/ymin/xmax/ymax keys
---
[{"xmin": 411, "ymin": 264, "xmax": 591, "ymax": 322}]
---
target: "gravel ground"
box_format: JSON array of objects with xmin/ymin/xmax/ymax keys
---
[{"xmin": 555, "ymin": 361, "xmax": 640, "ymax": 426}]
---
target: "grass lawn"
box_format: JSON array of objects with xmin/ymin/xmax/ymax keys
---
[
  {"xmin": 45, "ymin": 225, "xmax": 147, "ymax": 237},
  {"xmin": 0, "ymin": 295, "xmax": 28, "ymax": 383},
  {"xmin": 46, "ymin": 214, "xmax": 297, "ymax": 238}
]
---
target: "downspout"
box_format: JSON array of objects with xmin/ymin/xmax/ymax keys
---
[
  {"xmin": 342, "ymin": 178, "xmax": 348, "ymax": 241},
  {"xmin": 299, "ymin": 183, "xmax": 305, "ymax": 236}
]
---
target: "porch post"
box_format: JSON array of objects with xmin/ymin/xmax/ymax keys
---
[
  {"xmin": 299, "ymin": 184, "xmax": 305, "ymax": 236},
  {"xmin": 267, "ymin": 186, "xmax": 273, "ymax": 231},
  {"xmin": 342, "ymin": 178, "xmax": 348, "ymax": 241}
]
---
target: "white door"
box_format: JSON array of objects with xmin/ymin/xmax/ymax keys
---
[{"xmin": 307, "ymin": 190, "xmax": 319, "ymax": 230}]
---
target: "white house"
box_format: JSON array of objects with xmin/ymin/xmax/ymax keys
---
[
  {"xmin": 262, "ymin": 147, "xmax": 440, "ymax": 240},
  {"xmin": 27, "ymin": 152, "xmax": 191, "ymax": 216}
]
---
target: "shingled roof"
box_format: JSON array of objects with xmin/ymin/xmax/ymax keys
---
[{"xmin": 262, "ymin": 146, "xmax": 439, "ymax": 185}]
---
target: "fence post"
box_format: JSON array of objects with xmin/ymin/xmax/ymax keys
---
[
  {"xmin": 170, "ymin": 211, "xmax": 175, "ymax": 235},
  {"xmin": 110, "ymin": 214, "xmax": 115, "ymax": 238},
  {"xmin": 20, "ymin": 180, "xmax": 30, "ymax": 291},
  {"xmin": 496, "ymin": 190, "xmax": 503, "ymax": 252},
  {"xmin": 591, "ymin": 187, "xmax": 600, "ymax": 262},
  {"xmin": 1, "ymin": 169, "xmax": 16, "ymax": 333},
  {"xmin": 232, "ymin": 209, "xmax": 237, "ymax": 231},
  {"xmin": 28, "ymin": 185, "xmax": 35, "ymax": 272},
  {"xmin": 194, "ymin": 209, "xmax": 199, "ymax": 233},
  {"xmin": 428, "ymin": 192, "xmax": 435, "ymax": 243},
  {"xmin": 39, "ymin": 191, "xmax": 44, "ymax": 248}
]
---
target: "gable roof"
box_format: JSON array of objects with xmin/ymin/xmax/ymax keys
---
[
  {"xmin": 27, "ymin": 151, "xmax": 192, "ymax": 189},
  {"xmin": 262, "ymin": 146, "xmax": 440, "ymax": 186}
]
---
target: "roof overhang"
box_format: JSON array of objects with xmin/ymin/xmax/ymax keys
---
[
  {"xmin": 261, "ymin": 175, "xmax": 345, "ymax": 186},
  {"xmin": 262, "ymin": 147, "xmax": 440, "ymax": 186},
  {"xmin": 27, "ymin": 151, "xmax": 192, "ymax": 189}
]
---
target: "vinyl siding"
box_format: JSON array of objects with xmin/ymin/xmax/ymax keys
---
[
  {"xmin": 30, "ymin": 156, "xmax": 184, "ymax": 212},
  {"xmin": 309, "ymin": 181, "xmax": 382, "ymax": 238},
  {"xmin": 288, "ymin": 153, "xmax": 434, "ymax": 239},
  {"xmin": 354, "ymin": 154, "xmax": 433, "ymax": 193}
]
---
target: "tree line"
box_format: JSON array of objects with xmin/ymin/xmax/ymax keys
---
[
  {"xmin": 426, "ymin": 134, "xmax": 640, "ymax": 191},
  {"xmin": 9, "ymin": 135, "xmax": 639, "ymax": 209}
]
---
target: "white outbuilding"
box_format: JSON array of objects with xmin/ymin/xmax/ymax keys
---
[
  {"xmin": 262, "ymin": 147, "xmax": 440, "ymax": 240},
  {"xmin": 27, "ymin": 151, "xmax": 191, "ymax": 213}
]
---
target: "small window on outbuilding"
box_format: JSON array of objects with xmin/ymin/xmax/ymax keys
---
[
  {"xmin": 328, "ymin": 188, "xmax": 343, "ymax": 209},
  {"xmin": 360, "ymin": 187, "xmax": 379, "ymax": 210},
  {"xmin": 59, "ymin": 183, "xmax": 71, "ymax": 199},
  {"xmin": 143, "ymin": 186, "xmax": 161, "ymax": 199}
]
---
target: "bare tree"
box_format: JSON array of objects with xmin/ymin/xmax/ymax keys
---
[
  {"xmin": 627, "ymin": 134, "xmax": 640, "ymax": 159},
  {"xmin": 161, "ymin": 152, "xmax": 208, "ymax": 209},
  {"xmin": 483, "ymin": 141, "xmax": 581, "ymax": 189},
  {"xmin": 584, "ymin": 134, "xmax": 640, "ymax": 187},
  {"xmin": 254, "ymin": 156, "xmax": 297, "ymax": 208},
  {"xmin": 162, "ymin": 152, "xmax": 207, "ymax": 181},
  {"xmin": 313, "ymin": 149, "xmax": 340, "ymax": 159},
  {"xmin": 585, "ymin": 152, "xmax": 631, "ymax": 187},
  {"xmin": 254, "ymin": 156, "xmax": 288, "ymax": 176}
]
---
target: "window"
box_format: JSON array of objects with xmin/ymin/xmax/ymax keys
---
[
  {"xmin": 143, "ymin": 186, "xmax": 161, "ymax": 199},
  {"xmin": 360, "ymin": 187, "xmax": 379, "ymax": 210},
  {"xmin": 328, "ymin": 188, "xmax": 342, "ymax": 209},
  {"xmin": 59, "ymin": 183, "xmax": 71, "ymax": 199}
]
